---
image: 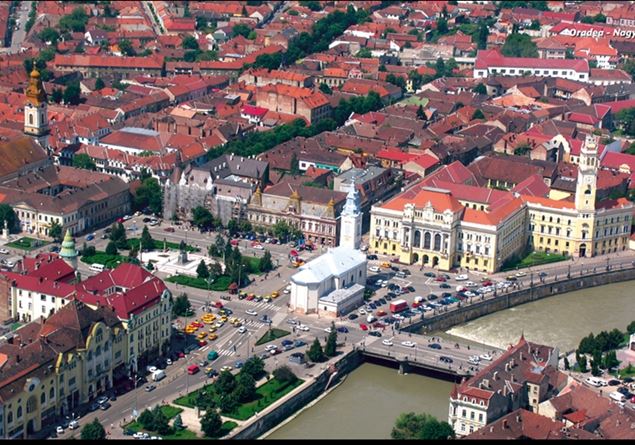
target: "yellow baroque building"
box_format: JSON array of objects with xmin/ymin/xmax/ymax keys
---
[{"xmin": 370, "ymin": 136, "xmax": 633, "ymax": 273}]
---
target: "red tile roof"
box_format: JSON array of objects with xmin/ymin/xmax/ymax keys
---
[
  {"xmin": 475, "ymin": 49, "xmax": 589, "ymax": 72},
  {"xmin": 54, "ymin": 54, "xmax": 164, "ymax": 69}
]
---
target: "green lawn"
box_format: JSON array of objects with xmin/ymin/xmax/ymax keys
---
[
  {"xmin": 80, "ymin": 251, "xmax": 139, "ymax": 268},
  {"xmin": 6, "ymin": 237, "xmax": 49, "ymax": 251},
  {"xmin": 173, "ymin": 384, "xmax": 215, "ymax": 409},
  {"xmin": 255, "ymin": 328, "xmax": 291, "ymax": 346},
  {"xmin": 161, "ymin": 405, "xmax": 183, "ymax": 419},
  {"xmin": 224, "ymin": 378, "xmax": 304, "ymax": 421},
  {"xmin": 127, "ymin": 238, "xmax": 199, "ymax": 252},
  {"xmin": 124, "ymin": 405, "xmax": 195, "ymax": 439},
  {"xmin": 242, "ymin": 255, "xmax": 263, "ymax": 275},
  {"xmin": 166, "ymin": 275, "xmax": 232, "ymax": 291},
  {"xmin": 502, "ymin": 251, "xmax": 568, "ymax": 271}
]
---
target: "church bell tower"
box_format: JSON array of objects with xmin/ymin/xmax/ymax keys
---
[
  {"xmin": 24, "ymin": 69, "xmax": 49, "ymax": 149},
  {"xmin": 575, "ymin": 134, "xmax": 598, "ymax": 212},
  {"xmin": 339, "ymin": 181, "xmax": 362, "ymax": 250}
]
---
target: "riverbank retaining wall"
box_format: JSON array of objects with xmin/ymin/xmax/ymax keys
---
[
  {"xmin": 230, "ymin": 349, "xmax": 364, "ymax": 440},
  {"xmin": 405, "ymin": 267, "xmax": 635, "ymax": 333}
]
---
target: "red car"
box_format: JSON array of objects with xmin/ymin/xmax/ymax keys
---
[
  {"xmin": 214, "ymin": 301, "xmax": 223, "ymax": 308},
  {"xmin": 117, "ymin": 217, "xmax": 124, "ymax": 223},
  {"xmin": 178, "ymin": 352, "xmax": 186, "ymax": 358},
  {"xmin": 246, "ymin": 294, "xmax": 255, "ymax": 301},
  {"xmin": 198, "ymin": 340, "xmax": 208, "ymax": 347},
  {"xmin": 435, "ymin": 276, "xmax": 447, "ymax": 282},
  {"xmin": 482, "ymin": 280, "xmax": 493, "ymax": 286},
  {"xmin": 391, "ymin": 257, "xmax": 400, "ymax": 263},
  {"xmin": 192, "ymin": 322, "xmax": 204, "ymax": 328},
  {"xmin": 230, "ymin": 239, "xmax": 240, "ymax": 246},
  {"xmin": 359, "ymin": 323, "xmax": 368, "ymax": 331},
  {"xmin": 373, "ymin": 322, "xmax": 386, "ymax": 330},
  {"xmin": 165, "ymin": 227, "xmax": 175, "ymax": 232},
  {"xmin": 376, "ymin": 309, "xmax": 387, "ymax": 317},
  {"xmin": 412, "ymin": 301, "xmax": 421, "ymax": 308}
]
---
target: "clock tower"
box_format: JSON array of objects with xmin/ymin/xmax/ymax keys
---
[
  {"xmin": 24, "ymin": 69, "xmax": 49, "ymax": 149},
  {"xmin": 575, "ymin": 134, "xmax": 598, "ymax": 212}
]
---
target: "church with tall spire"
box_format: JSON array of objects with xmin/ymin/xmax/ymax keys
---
[
  {"xmin": 289, "ymin": 178, "xmax": 367, "ymax": 318},
  {"xmin": 24, "ymin": 68, "xmax": 49, "ymax": 149}
]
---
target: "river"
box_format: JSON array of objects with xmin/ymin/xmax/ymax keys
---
[{"xmin": 267, "ymin": 281, "xmax": 633, "ymax": 439}]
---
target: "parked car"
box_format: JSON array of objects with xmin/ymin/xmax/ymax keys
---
[
  {"xmin": 440, "ymin": 356, "xmax": 453, "ymax": 363},
  {"xmin": 428, "ymin": 343, "xmax": 442, "ymax": 350},
  {"xmin": 401, "ymin": 341, "xmax": 416, "ymax": 348},
  {"xmin": 369, "ymin": 330, "xmax": 382, "ymax": 337},
  {"xmin": 337, "ymin": 326, "xmax": 349, "ymax": 333},
  {"xmin": 145, "ymin": 384, "xmax": 156, "ymax": 392},
  {"xmin": 165, "ymin": 227, "xmax": 175, "ymax": 232}
]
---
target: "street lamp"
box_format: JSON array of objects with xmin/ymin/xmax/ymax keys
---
[{"xmin": 606, "ymin": 257, "xmax": 610, "ymax": 272}]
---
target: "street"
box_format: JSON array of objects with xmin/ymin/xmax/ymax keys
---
[{"xmin": 0, "ymin": 1, "xmax": 33, "ymax": 54}]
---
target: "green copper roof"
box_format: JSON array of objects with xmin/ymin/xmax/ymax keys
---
[{"xmin": 60, "ymin": 230, "xmax": 77, "ymax": 259}]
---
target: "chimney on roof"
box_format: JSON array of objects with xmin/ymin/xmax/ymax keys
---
[
  {"xmin": 516, "ymin": 414, "xmax": 521, "ymax": 423},
  {"xmin": 490, "ymin": 426, "xmax": 494, "ymax": 433},
  {"xmin": 505, "ymin": 362, "xmax": 511, "ymax": 372},
  {"xmin": 493, "ymin": 371, "xmax": 499, "ymax": 380},
  {"xmin": 502, "ymin": 419, "xmax": 509, "ymax": 429}
]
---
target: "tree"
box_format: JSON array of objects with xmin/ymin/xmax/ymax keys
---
[
  {"xmin": 59, "ymin": 7, "xmax": 89, "ymax": 33},
  {"xmin": 39, "ymin": 27, "xmax": 59, "ymax": 44},
  {"xmin": 577, "ymin": 353, "xmax": 588, "ymax": 373},
  {"xmin": 201, "ymin": 409, "xmax": 223, "ymax": 438},
  {"xmin": 300, "ymin": 0, "xmax": 322, "ymax": 11},
  {"xmin": 325, "ymin": 322, "xmax": 338, "ymax": 357},
  {"xmin": 197, "ymin": 259, "xmax": 210, "ymax": 279},
  {"xmin": 95, "ymin": 78, "xmax": 105, "ymax": 90},
  {"xmin": 241, "ymin": 356, "xmax": 265, "ymax": 380},
  {"xmin": 226, "ymin": 219, "xmax": 240, "ymax": 237},
  {"xmin": 217, "ymin": 370, "xmax": 237, "ymax": 394},
  {"xmin": 234, "ymin": 372, "xmax": 256, "ymax": 402},
  {"xmin": 173, "ymin": 414, "xmax": 184, "ymax": 431},
  {"xmin": 192, "ymin": 206, "xmax": 213, "ymax": 230},
  {"xmin": 529, "ymin": 19, "xmax": 541, "ymax": 30},
  {"xmin": 474, "ymin": 23, "xmax": 489, "ymax": 50},
  {"xmin": 614, "ymin": 108, "xmax": 635, "ymax": 136},
  {"xmin": 138, "ymin": 409, "xmax": 155, "ymax": 431},
  {"xmin": 471, "ymin": 109, "xmax": 485, "ymax": 120},
  {"xmin": 604, "ymin": 350, "xmax": 620, "ymax": 370},
  {"xmin": 152, "ymin": 406, "xmax": 170, "ymax": 435},
  {"xmin": 307, "ymin": 338, "xmax": 326, "ymax": 362},
  {"xmin": 436, "ymin": 17, "xmax": 448, "ymax": 35},
  {"xmin": 386, "ymin": 73, "xmax": 406, "ymax": 92},
  {"xmin": 259, "ymin": 250, "xmax": 274, "ymax": 273},
  {"xmin": 392, "ymin": 412, "xmax": 455, "ymax": 440},
  {"xmin": 563, "ymin": 356, "xmax": 570, "ymax": 370},
  {"xmin": 416, "ymin": 105, "xmax": 425, "ymax": 120},
  {"xmin": 514, "ymin": 143, "xmax": 531, "ymax": 156},
  {"xmin": 134, "ymin": 176, "xmax": 163, "ymax": 215},
  {"xmin": 140, "ymin": 226, "xmax": 154, "ymax": 251},
  {"xmin": 591, "ymin": 359, "xmax": 601, "ymax": 376},
  {"xmin": 356, "ymin": 48, "xmax": 372, "ymax": 58},
  {"xmin": 106, "ymin": 241, "xmax": 118, "ymax": 256},
  {"xmin": 49, "ymin": 220, "xmax": 63, "ymax": 242},
  {"xmin": 51, "ymin": 88, "xmax": 63, "ymax": 103},
  {"xmin": 473, "ymin": 83, "xmax": 487, "ymax": 95},
  {"xmin": 209, "ymin": 234, "xmax": 225, "ymax": 257},
  {"xmin": 118, "ymin": 38, "xmax": 136, "ymax": 56},
  {"xmin": 289, "ymin": 153, "xmax": 300, "ymax": 176},
  {"xmin": 63, "ymin": 81, "xmax": 82, "ymax": 105},
  {"xmin": 623, "ymin": 59, "xmax": 635, "ymax": 78},
  {"xmin": 273, "ymin": 366, "xmax": 297, "ymax": 385},
  {"xmin": 172, "ymin": 292, "xmax": 192, "ymax": 317},
  {"xmin": 72, "ymin": 153, "xmax": 96, "ymax": 170},
  {"xmin": 319, "ymin": 82, "xmax": 332, "ymax": 95},
  {"xmin": 627, "ymin": 320, "xmax": 635, "ymax": 335},
  {"xmin": 182, "ymin": 35, "xmax": 199, "ymax": 50},
  {"xmin": 208, "ymin": 261, "xmax": 223, "ymax": 280},
  {"xmin": 219, "ymin": 392, "xmax": 239, "ymax": 414},
  {"xmin": 110, "ymin": 222, "xmax": 128, "ymax": 249},
  {"xmin": 501, "ymin": 33, "xmax": 538, "ymax": 58},
  {"xmin": 232, "ymin": 23, "xmax": 251, "ymax": 38},
  {"xmin": 81, "ymin": 418, "xmax": 106, "ymax": 440}
]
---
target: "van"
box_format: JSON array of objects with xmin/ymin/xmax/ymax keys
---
[
  {"xmin": 414, "ymin": 296, "xmax": 425, "ymax": 304},
  {"xmin": 609, "ymin": 391, "xmax": 626, "ymax": 403},
  {"xmin": 395, "ymin": 271, "xmax": 407, "ymax": 278},
  {"xmin": 586, "ymin": 376, "xmax": 603, "ymax": 387},
  {"xmin": 366, "ymin": 314, "xmax": 377, "ymax": 323},
  {"xmin": 90, "ymin": 263, "xmax": 105, "ymax": 272},
  {"xmin": 152, "ymin": 370, "xmax": 166, "ymax": 382}
]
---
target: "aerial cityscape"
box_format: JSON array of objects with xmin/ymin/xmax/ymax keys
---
[{"xmin": 1, "ymin": 0, "xmax": 635, "ymax": 440}]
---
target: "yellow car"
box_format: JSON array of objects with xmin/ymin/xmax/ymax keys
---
[
  {"xmin": 229, "ymin": 317, "xmax": 239, "ymax": 324},
  {"xmin": 197, "ymin": 332, "xmax": 207, "ymax": 340},
  {"xmin": 233, "ymin": 321, "xmax": 242, "ymax": 328},
  {"xmin": 202, "ymin": 315, "xmax": 215, "ymax": 323},
  {"xmin": 209, "ymin": 333, "xmax": 218, "ymax": 341},
  {"xmin": 208, "ymin": 327, "xmax": 217, "ymax": 333},
  {"xmin": 220, "ymin": 315, "xmax": 228, "ymax": 322},
  {"xmin": 272, "ymin": 291, "xmax": 279, "ymax": 298},
  {"xmin": 185, "ymin": 328, "xmax": 196, "ymax": 334},
  {"xmin": 263, "ymin": 296, "xmax": 272, "ymax": 303}
]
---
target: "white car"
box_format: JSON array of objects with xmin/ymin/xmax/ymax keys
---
[
  {"xmin": 0, "ymin": 248, "xmax": 9, "ymax": 254},
  {"xmin": 265, "ymin": 344, "xmax": 278, "ymax": 351},
  {"xmin": 297, "ymin": 324, "xmax": 310, "ymax": 331},
  {"xmin": 401, "ymin": 341, "xmax": 416, "ymax": 348},
  {"xmin": 380, "ymin": 281, "xmax": 388, "ymax": 288},
  {"xmin": 515, "ymin": 271, "xmax": 527, "ymax": 277},
  {"xmin": 166, "ymin": 358, "xmax": 172, "ymax": 365},
  {"xmin": 358, "ymin": 308, "xmax": 367, "ymax": 315},
  {"xmin": 393, "ymin": 314, "xmax": 405, "ymax": 320},
  {"xmin": 133, "ymin": 432, "xmax": 145, "ymax": 439},
  {"xmin": 246, "ymin": 309, "xmax": 258, "ymax": 316},
  {"xmin": 148, "ymin": 220, "xmax": 159, "ymax": 226},
  {"xmin": 455, "ymin": 274, "xmax": 468, "ymax": 281},
  {"xmin": 238, "ymin": 326, "xmax": 247, "ymax": 334},
  {"xmin": 382, "ymin": 339, "xmax": 394, "ymax": 346},
  {"xmin": 56, "ymin": 426, "xmax": 64, "ymax": 435},
  {"xmin": 374, "ymin": 279, "xmax": 383, "ymax": 286},
  {"xmin": 214, "ymin": 321, "xmax": 224, "ymax": 328},
  {"xmin": 369, "ymin": 266, "xmax": 380, "ymax": 273},
  {"xmin": 123, "ymin": 215, "xmax": 132, "ymax": 221},
  {"xmin": 68, "ymin": 420, "xmax": 79, "ymax": 430},
  {"xmin": 220, "ymin": 365, "xmax": 232, "ymax": 372},
  {"xmin": 324, "ymin": 327, "xmax": 333, "ymax": 333},
  {"xmin": 146, "ymin": 366, "xmax": 157, "ymax": 373},
  {"xmin": 479, "ymin": 353, "xmax": 493, "ymax": 361},
  {"xmin": 253, "ymin": 244, "xmax": 264, "ymax": 250}
]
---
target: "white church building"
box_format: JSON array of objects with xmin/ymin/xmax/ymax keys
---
[{"xmin": 289, "ymin": 183, "xmax": 367, "ymax": 318}]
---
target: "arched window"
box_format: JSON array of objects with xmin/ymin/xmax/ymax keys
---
[
  {"xmin": 28, "ymin": 114, "xmax": 33, "ymax": 125},
  {"xmin": 50, "ymin": 387, "xmax": 55, "ymax": 399},
  {"xmin": 413, "ymin": 230, "xmax": 421, "ymax": 247},
  {"xmin": 423, "ymin": 232, "xmax": 431, "ymax": 249},
  {"xmin": 434, "ymin": 233, "xmax": 442, "ymax": 251},
  {"xmin": 7, "ymin": 411, "xmax": 12, "ymax": 424},
  {"xmin": 41, "ymin": 393, "xmax": 46, "ymax": 404},
  {"xmin": 17, "ymin": 406, "xmax": 23, "ymax": 418},
  {"xmin": 27, "ymin": 395, "xmax": 37, "ymax": 413}
]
